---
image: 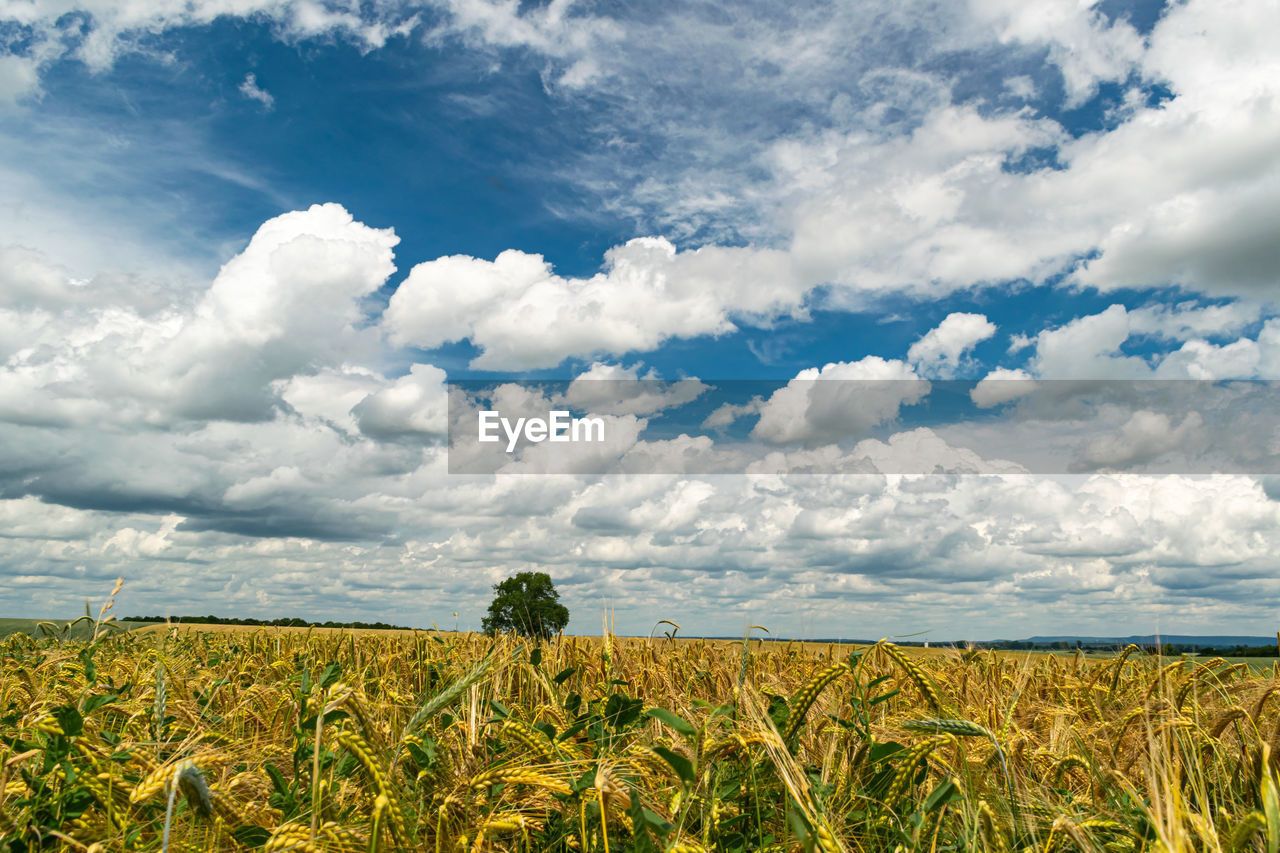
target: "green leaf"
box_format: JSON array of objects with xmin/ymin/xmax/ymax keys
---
[
  {"xmin": 264, "ymin": 764, "xmax": 289, "ymax": 796},
  {"xmin": 335, "ymin": 753, "xmax": 360, "ymax": 777},
  {"xmin": 786, "ymin": 804, "xmax": 813, "ymax": 849},
  {"xmin": 78, "ymin": 647, "xmax": 98, "ymax": 683},
  {"xmin": 869, "ymin": 741, "xmax": 905, "ymax": 762},
  {"xmin": 52, "ymin": 705, "xmax": 83, "ymax": 737},
  {"xmin": 626, "ymin": 785, "xmax": 671, "ymax": 853},
  {"xmin": 1263, "ymin": 764, "xmax": 1280, "ymax": 853},
  {"xmin": 645, "ymin": 707, "xmax": 696, "ymax": 738},
  {"xmin": 529, "ymin": 647, "xmax": 542, "ymax": 667},
  {"xmin": 652, "ymin": 746, "xmax": 695, "ymax": 787},
  {"xmin": 233, "ymin": 826, "xmax": 271, "ymax": 847},
  {"xmin": 553, "ymin": 667, "xmax": 576, "ymax": 685},
  {"xmin": 62, "ymin": 787, "xmax": 94, "ymax": 820},
  {"xmin": 923, "ymin": 777, "xmax": 962, "ymax": 812},
  {"xmin": 81, "ymin": 693, "xmax": 118, "ymax": 715},
  {"xmin": 639, "ymin": 807, "xmax": 674, "ymax": 833},
  {"xmin": 406, "ymin": 740, "xmax": 437, "ymax": 770},
  {"xmin": 558, "ymin": 716, "xmax": 589, "ymax": 741},
  {"xmin": 604, "ymin": 694, "xmax": 644, "ymax": 729},
  {"xmin": 572, "ymin": 768, "xmax": 596, "ymax": 793},
  {"xmin": 300, "ymin": 709, "xmax": 348, "ymax": 730},
  {"xmin": 766, "ymin": 694, "xmax": 790, "ymax": 729},
  {"xmin": 318, "ymin": 661, "xmax": 342, "ymax": 689}
]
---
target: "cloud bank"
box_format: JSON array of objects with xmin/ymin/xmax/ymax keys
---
[{"xmin": 2, "ymin": 0, "xmax": 1280, "ymax": 637}]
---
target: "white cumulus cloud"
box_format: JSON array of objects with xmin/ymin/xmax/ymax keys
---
[
  {"xmin": 907, "ymin": 312, "xmax": 997, "ymax": 378},
  {"xmin": 751, "ymin": 357, "xmax": 928, "ymax": 446},
  {"xmin": 383, "ymin": 237, "xmax": 805, "ymax": 370}
]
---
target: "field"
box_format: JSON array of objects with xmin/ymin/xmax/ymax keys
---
[
  {"xmin": 0, "ymin": 621, "xmax": 151, "ymax": 642},
  {"xmin": 3, "ymin": 623, "xmax": 1280, "ymax": 852}
]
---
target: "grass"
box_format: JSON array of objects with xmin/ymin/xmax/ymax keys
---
[{"xmin": 2, "ymin": 620, "xmax": 1279, "ymax": 852}]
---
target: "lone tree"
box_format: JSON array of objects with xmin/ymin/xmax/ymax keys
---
[{"xmin": 481, "ymin": 571, "xmax": 569, "ymax": 639}]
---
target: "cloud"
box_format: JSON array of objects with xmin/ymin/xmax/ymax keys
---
[
  {"xmin": 7, "ymin": 384, "xmax": 1280, "ymax": 634},
  {"xmin": 702, "ymin": 398, "xmax": 765, "ymax": 431},
  {"xmin": 1059, "ymin": 0, "xmax": 1280, "ymax": 298},
  {"xmin": 0, "ymin": 246, "xmax": 81, "ymax": 312},
  {"xmin": 539, "ymin": 0, "xmax": 1280, "ymax": 302},
  {"xmin": 1127, "ymin": 301, "xmax": 1263, "ymax": 341},
  {"xmin": 0, "ymin": 496, "xmax": 98, "ymax": 539},
  {"xmin": 971, "ymin": 367, "xmax": 1036, "ymax": 408},
  {"xmin": 742, "ymin": 427, "xmax": 1027, "ymax": 476},
  {"xmin": 354, "ymin": 364, "xmax": 449, "ymax": 440},
  {"xmin": 772, "ymin": 105, "xmax": 1073, "ymax": 298},
  {"xmin": 970, "ymin": 0, "xmax": 1145, "ymax": 105},
  {"xmin": 425, "ymin": 0, "xmax": 623, "ymax": 89},
  {"xmin": 751, "ymin": 357, "xmax": 928, "ymax": 446},
  {"xmin": 0, "ymin": 55, "xmax": 40, "ymax": 105},
  {"xmin": 2, "ymin": 0, "xmax": 418, "ymax": 78},
  {"xmin": 155, "ymin": 202, "xmax": 399, "ymax": 421},
  {"xmin": 1076, "ymin": 410, "xmax": 1209, "ymax": 472},
  {"xmin": 410, "ymin": 0, "xmax": 1276, "ymax": 308},
  {"xmin": 6, "ymin": 0, "xmax": 1278, "ymax": 330},
  {"xmin": 383, "ymin": 237, "xmax": 805, "ymax": 370},
  {"xmin": 277, "ymin": 367, "xmax": 385, "ymax": 434},
  {"xmin": 907, "ymin": 312, "xmax": 997, "ymax": 378},
  {"xmin": 0, "ymin": 203, "xmax": 397, "ymax": 429},
  {"xmin": 238, "ymin": 73, "xmax": 275, "ymax": 110},
  {"xmin": 1027, "ymin": 305, "xmax": 1148, "ymax": 378},
  {"xmin": 560, "ymin": 363, "xmax": 709, "ymax": 417},
  {"xmin": 1020, "ymin": 304, "xmax": 1280, "ymax": 380}
]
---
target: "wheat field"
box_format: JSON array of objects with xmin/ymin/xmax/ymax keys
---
[{"xmin": 2, "ymin": 619, "xmax": 1279, "ymax": 852}]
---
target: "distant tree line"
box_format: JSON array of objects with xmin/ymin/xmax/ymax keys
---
[
  {"xmin": 860, "ymin": 639, "xmax": 1279, "ymax": 656},
  {"xmin": 1195, "ymin": 644, "xmax": 1280, "ymax": 657},
  {"xmin": 959, "ymin": 641, "xmax": 1279, "ymax": 656},
  {"xmin": 122, "ymin": 615, "xmax": 414, "ymax": 630}
]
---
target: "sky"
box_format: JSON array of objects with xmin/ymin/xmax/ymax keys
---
[{"xmin": 2, "ymin": 0, "xmax": 1280, "ymax": 640}]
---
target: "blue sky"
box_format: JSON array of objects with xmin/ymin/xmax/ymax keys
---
[{"xmin": 3, "ymin": 0, "xmax": 1280, "ymax": 639}]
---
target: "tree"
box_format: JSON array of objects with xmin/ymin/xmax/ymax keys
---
[{"xmin": 481, "ymin": 571, "xmax": 569, "ymax": 639}]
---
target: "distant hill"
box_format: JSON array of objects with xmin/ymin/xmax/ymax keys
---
[
  {"xmin": 749, "ymin": 634, "xmax": 1278, "ymax": 654},
  {"xmin": 1023, "ymin": 635, "xmax": 1276, "ymax": 647},
  {"xmin": 742, "ymin": 634, "xmax": 1278, "ymax": 648}
]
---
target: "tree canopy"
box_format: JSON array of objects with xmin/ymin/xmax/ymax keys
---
[{"xmin": 481, "ymin": 571, "xmax": 569, "ymax": 639}]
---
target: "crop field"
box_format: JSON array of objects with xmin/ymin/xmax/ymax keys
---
[
  {"xmin": 0, "ymin": 621, "xmax": 151, "ymax": 642},
  {"xmin": 3, "ymin": 623, "xmax": 1280, "ymax": 852}
]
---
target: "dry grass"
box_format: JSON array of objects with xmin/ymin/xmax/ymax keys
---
[{"xmin": 2, "ymin": 621, "xmax": 1279, "ymax": 851}]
